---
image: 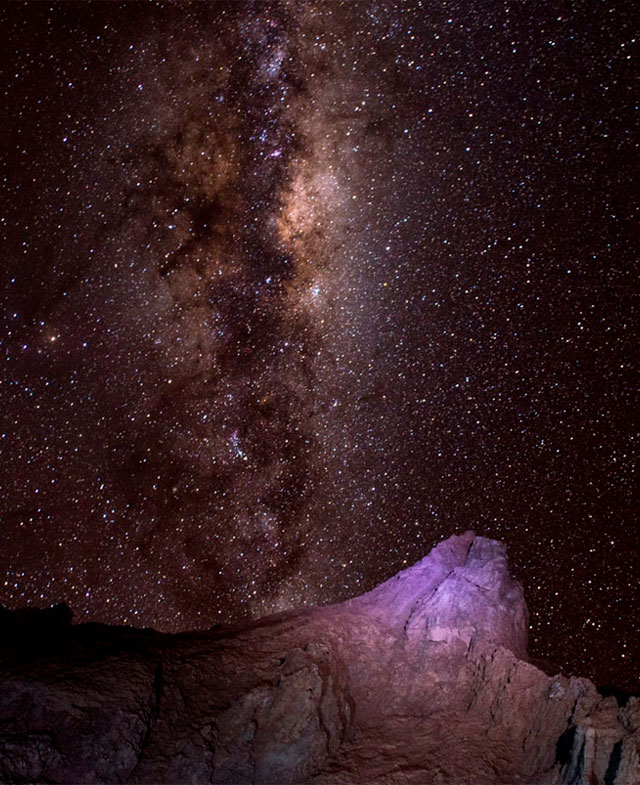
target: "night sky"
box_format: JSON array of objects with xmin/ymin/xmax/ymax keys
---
[{"xmin": 1, "ymin": 1, "xmax": 637, "ymax": 691}]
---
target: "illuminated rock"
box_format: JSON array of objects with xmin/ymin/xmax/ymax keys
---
[
  {"xmin": 347, "ymin": 530, "xmax": 529, "ymax": 658},
  {"xmin": 0, "ymin": 534, "xmax": 637, "ymax": 784}
]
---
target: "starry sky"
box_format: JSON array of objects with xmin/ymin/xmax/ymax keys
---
[{"xmin": 1, "ymin": 1, "xmax": 637, "ymax": 691}]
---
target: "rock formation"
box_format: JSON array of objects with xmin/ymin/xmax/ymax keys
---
[{"xmin": 0, "ymin": 532, "xmax": 637, "ymax": 784}]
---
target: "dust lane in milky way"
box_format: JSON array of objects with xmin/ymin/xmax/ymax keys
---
[{"xmin": 0, "ymin": 0, "xmax": 637, "ymax": 691}]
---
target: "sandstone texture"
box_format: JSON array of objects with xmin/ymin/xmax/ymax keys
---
[{"xmin": 0, "ymin": 532, "xmax": 637, "ymax": 784}]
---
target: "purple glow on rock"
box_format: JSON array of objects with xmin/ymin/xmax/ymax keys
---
[{"xmin": 348, "ymin": 531, "xmax": 529, "ymax": 658}]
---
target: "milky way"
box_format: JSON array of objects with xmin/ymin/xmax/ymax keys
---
[{"xmin": 1, "ymin": 1, "xmax": 637, "ymax": 690}]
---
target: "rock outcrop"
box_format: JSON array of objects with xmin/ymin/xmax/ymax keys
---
[
  {"xmin": 0, "ymin": 532, "xmax": 637, "ymax": 784},
  {"xmin": 346, "ymin": 529, "xmax": 529, "ymax": 657}
]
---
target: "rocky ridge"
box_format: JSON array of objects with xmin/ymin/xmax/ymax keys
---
[{"xmin": 0, "ymin": 531, "xmax": 637, "ymax": 784}]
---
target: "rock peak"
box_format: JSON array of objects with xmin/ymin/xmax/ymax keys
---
[{"xmin": 347, "ymin": 531, "xmax": 529, "ymax": 658}]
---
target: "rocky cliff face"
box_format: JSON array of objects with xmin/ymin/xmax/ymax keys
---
[{"xmin": 0, "ymin": 533, "xmax": 638, "ymax": 784}]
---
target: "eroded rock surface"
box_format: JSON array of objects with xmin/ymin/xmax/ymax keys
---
[{"xmin": 0, "ymin": 533, "xmax": 637, "ymax": 784}]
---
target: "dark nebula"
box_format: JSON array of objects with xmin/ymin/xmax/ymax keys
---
[{"xmin": 0, "ymin": 1, "xmax": 637, "ymax": 690}]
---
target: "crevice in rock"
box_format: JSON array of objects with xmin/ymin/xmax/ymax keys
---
[
  {"xmin": 555, "ymin": 725, "xmax": 577, "ymax": 768},
  {"xmin": 464, "ymin": 536, "xmax": 476, "ymax": 562},
  {"xmin": 604, "ymin": 739, "xmax": 623, "ymax": 785},
  {"xmin": 130, "ymin": 659, "xmax": 164, "ymax": 777},
  {"xmin": 401, "ymin": 570, "xmax": 454, "ymax": 638},
  {"xmin": 461, "ymin": 575, "xmax": 489, "ymax": 592}
]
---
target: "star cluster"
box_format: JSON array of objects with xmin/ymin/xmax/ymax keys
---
[{"xmin": 1, "ymin": 1, "xmax": 637, "ymax": 691}]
